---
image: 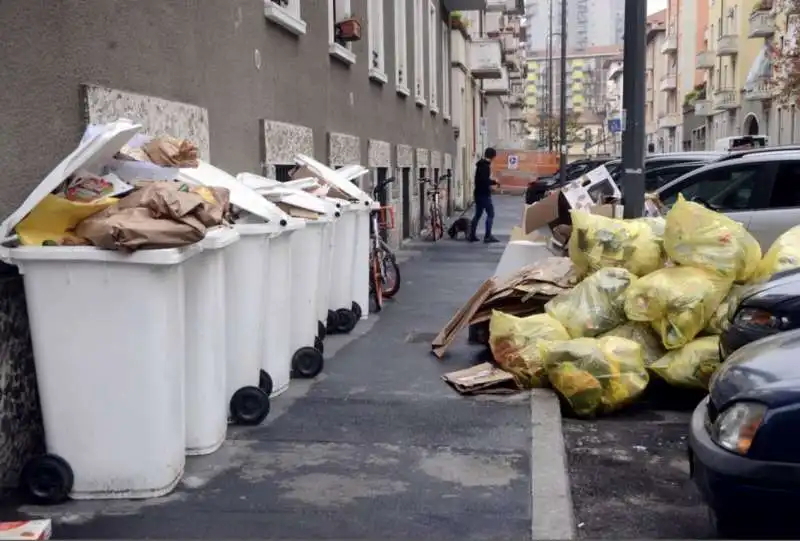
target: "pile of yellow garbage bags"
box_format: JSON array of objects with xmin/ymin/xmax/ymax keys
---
[{"xmin": 489, "ymin": 196, "xmax": 800, "ymax": 418}]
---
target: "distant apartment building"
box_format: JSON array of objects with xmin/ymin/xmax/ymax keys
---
[{"xmin": 523, "ymin": 0, "xmax": 625, "ymax": 52}]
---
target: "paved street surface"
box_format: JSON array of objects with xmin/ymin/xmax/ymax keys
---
[{"xmin": 5, "ymin": 196, "xmax": 535, "ymax": 540}]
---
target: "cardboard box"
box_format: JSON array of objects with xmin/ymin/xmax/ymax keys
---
[
  {"xmin": 442, "ymin": 363, "xmax": 518, "ymax": 395},
  {"xmin": 0, "ymin": 520, "xmax": 52, "ymax": 540}
]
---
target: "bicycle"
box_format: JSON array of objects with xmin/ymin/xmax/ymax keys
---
[
  {"xmin": 368, "ymin": 177, "xmax": 402, "ymax": 314},
  {"xmin": 420, "ymin": 173, "xmax": 449, "ymax": 242}
]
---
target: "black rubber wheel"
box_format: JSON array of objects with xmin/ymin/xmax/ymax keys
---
[
  {"xmin": 20, "ymin": 454, "xmax": 74, "ymax": 504},
  {"xmin": 259, "ymin": 369, "xmax": 274, "ymax": 397},
  {"xmin": 292, "ymin": 346, "xmax": 324, "ymax": 379},
  {"xmin": 336, "ymin": 308, "xmax": 358, "ymax": 333},
  {"xmin": 381, "ymin": 255, "xmax": 401, "ymax": 299},
  {"xmin": 314, "ymin": 335, "xmax": 324, "ymax": 354},
  {"xmin": 326, "ymin": 309, "xmax": 340, "ymax": 333},
  {"xmin": 230, "ymin": 386, "xmax": 270, "ymax": 426},
  {"xmin": 351, "ymin": 302, "xmax": 363, "ymax": 320},
  {"xmin": 318, "ymin": 320, "xmax": 327, "ymax": 340}
]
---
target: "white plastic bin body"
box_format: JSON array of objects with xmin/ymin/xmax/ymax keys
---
[
  {"xmin": 315, "ymin": 199, "xmax": 341, "ymax": 332},
  {"xmin": 184, "ymin": 227, "xmax": 239, "ymax": 456},
  {"xmin": 351, "ymin": 201, "xmax": 373, "ymax": 319},
  {"xmin": 329, "ymin": 206, "xmax": 357, "ymax": 312},
  {"xmin": 290, "ymin": 220, "xmax": 327, "ymax": 353},
  {"xmin": 261, "ymin": 222, "xmax": 304, "ymax": 397},
  {"xmin": 11, "ymin": 245, "xmax": 200, "ymax": 499},
  {"xmin": 225, "ymin": 224, "xmax": 277, "ymax": 403}
]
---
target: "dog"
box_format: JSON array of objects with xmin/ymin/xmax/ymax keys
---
[{"xmin": 447, "ymin": 217, "xmax": 471, "ymax": 239}]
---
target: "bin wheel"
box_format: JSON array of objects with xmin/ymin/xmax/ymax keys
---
[
  {"xmin": 352, "ymin": 302, "xmax": 363, "ymax": 320},
  {"xmin": 318, "ymin": 320, "xmax": 327, "ymax": 340},
  {"xmin": 230, "ymin": 386, "xmax": 271, "ymax": 426},
  {"xmin": 21, "ymin": 454, "xmax": 73, "ymax": 504},
  {"xmin": 292, "ymin": 346, "xmax": 324, "ymax": 379},
  {"xmin": 326, "ymin": 310, "xmax": 340, "ymax": 333},
  {"xmin": 314, "ymin": 336, "xmax": 325, "ymax": 355},
  {"xmin": 335, "ymin": 308, "xmax": 358, "ymax": 334},
  {"xmin": 259, "ymin": 369, "xmax": 274, "ymax": 397}
]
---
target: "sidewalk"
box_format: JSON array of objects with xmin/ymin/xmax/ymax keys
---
[{"xmin": 6, "ymin": 195, "xmax": 566, "ymax": 540}]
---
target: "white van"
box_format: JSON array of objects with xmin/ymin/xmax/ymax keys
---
[{"xmin": 715, "ymin": 135, "xmax": 769, "ymax": 152}]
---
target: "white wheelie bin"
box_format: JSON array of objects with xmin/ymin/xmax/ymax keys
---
[
  {"xmin": 3, "ymin": 119, "xmax": 199, "ymax": 503},
  {"xmin": 180, "ymin": 162, "xmax": 292, "ymax": 425}
]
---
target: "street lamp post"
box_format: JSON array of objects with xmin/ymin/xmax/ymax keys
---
[
  {"xmin": 621, "ymin": 0, "xmax": 647, "ymax": 218},
  {"xmin": 558, "ymin": 0, "xmax": 568, "ymax": 187},
  {"xmin": 547, "ymin": 0, "xmax": 554, "ymax": 152}
]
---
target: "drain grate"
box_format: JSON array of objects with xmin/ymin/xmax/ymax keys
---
[{"xmin": 405, "ymin": 330, "xmax": 439, "ymax": 343}]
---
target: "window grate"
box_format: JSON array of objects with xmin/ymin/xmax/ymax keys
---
[{"xmin": 275, "ymin": 164, "xmax": 296, "ymax": 183}]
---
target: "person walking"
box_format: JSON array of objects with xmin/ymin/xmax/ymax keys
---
[{"xmin": 469, "ymin": 147, "xmax": 500, "ymax": 243}]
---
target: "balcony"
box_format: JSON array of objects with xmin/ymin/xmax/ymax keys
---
[
  {"xmin": 657, "ymin": 112, "xmax": 682, "ymax": 129},
  {"xmin": 442, "ymin": 0, "xmax": 487, "ymax": 10},
  {"xmin": 694, "ymin": 99, "xmax": 714, "ymax": 116},
  {"xmin": 745, "ymin": 76, "xmax": 775, "ymax": 101},
  {"xmin": 486, "ymin": 0, "xmax": 505, "ymax": 11},
  {"xmin": 484, "ymin": 68, "xmax": 510, "ymax": 95},
  {"xmin": 748, "ymin": 9, "xmax": 776, "ymax": 38},
  {"xmin": 660, "ymin": 72, "xmax": 678, "ymax": 92},
  {"xmin": 716, "ymin": 34, "xmax": 738, "ymax": 56},
  {"xmin": 661, "ymin": 33, "xmax": 678, "ymax": 54},
  {"xmin": 501, "ymin": 33, "xmax": 518, "ymax": 53},
  {"xmin": 469, "ymin": 39, "xmax": 503, "ymax": 78},
  {"xmin": 712, "ymin": 88, "xmax": 739, "ymax": 110},
  {"xmin": 505, "ymin": 0, "xmax": 524, "ymax": 15},
  {"xmin": 696, "ymin": 50, "xmax": 715, "ymax": 69}
]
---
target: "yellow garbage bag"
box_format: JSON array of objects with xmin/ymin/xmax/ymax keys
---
[
  {"xmin": 624, "ymin": 266, "xmax": 732, "ymax": 349},
  {"xmin": 488, "ymin": 311, "xmax": 571, "ymax": 388},
  {"xmin": 751, "ymin": 225, "xmax": 800, "ymax": 283},
  {"xmin": 15, "ymin": 194, "xmax": 117, "ymax": 246},
  {"xmin": 649, "ymin": 336, "xmax": 721, "ymax": 390},
  {"xmin": 706, "ymin": 285, "xmax": 745, "ymax": 335},
  {"xmin": 601, "ymin": 322, "xmax": 666, "ymax": 366},
  {"xmin": 568, "ymin": 210, "xmax": 665, "ymax": 277},
  {"xmin": 664, "ymin": 194, "xmax": 761, "ymax": 282},
  {"xmin": 540, "ymin": 336, "xmax": 649, "ymax": 418},
  {"xmin": 545, "ymin": 267, "xmax": 637, "ymax": 338}
]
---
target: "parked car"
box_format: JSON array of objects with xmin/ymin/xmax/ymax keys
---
[
  {"xmin": 689, "ymin": 328, "xmax": 800, "ymax": 537},
  {"xmin": 605, "ymin": 152, "xmax": 723, "ymax": 187},
  {"xmin": 720, "ymin": 268, "xmax": 800, "ymax": 360},
  {"xmin": 655, "ymin": 150, "xmax": 800, "ymax": 249},
  {"xmin": 524, "ymin": 157, "xmax": 612, "ymax": 204}
]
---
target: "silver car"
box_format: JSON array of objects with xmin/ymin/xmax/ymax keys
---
[{"xmin": 654, "ymin": 150, "xmax": 800, "ymax": 249}]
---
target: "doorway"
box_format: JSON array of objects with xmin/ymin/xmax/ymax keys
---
[
  {"xmin": 375, "ymin": 167, "xmax": 388, "ymax": 242},
  {"xmin": 446, "ymin": 169, "xmax": 453, "ymax": 215},
  {"xmin": 744, "ymin": 114, "xmax": 760, "ymax": 136},
  {"xmin": 418, "ymin": 167, "xmax": 427, "ymax": 235},
  {"xmin": 401, "ymin": 168, "xmax": 411, "ymax": 239}
]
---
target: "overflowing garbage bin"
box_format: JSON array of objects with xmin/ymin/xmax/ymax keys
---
[{"xmin": 4, "ymin": 120, "xmax": 198, "ymax": 502}]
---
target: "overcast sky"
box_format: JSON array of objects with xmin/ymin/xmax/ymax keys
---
[{"xmin": 648, "ymin": 0, "xmax": 667, "ymax": 14}]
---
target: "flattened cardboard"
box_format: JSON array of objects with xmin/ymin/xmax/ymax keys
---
[
  {"xmin": 522, "ymin": 191, "xmax": 560, "ymax": 234},
  {"xmin": 431, "ymin": 278, "xmax": 496, "ymax": 359},
  {"xmin": 442, "ymin": 363, "xmax": 518, "ymax": 395}
]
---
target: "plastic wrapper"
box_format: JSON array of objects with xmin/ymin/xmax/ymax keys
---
[
  {"xmin": 706, "ymin": 285, "xmax": 745, "ymax": 335},
  {"xmin": 751, "ymin": 225, "xmax": 800, "ymax": 283},
  {"xmin": 649, "ymin": 336, "xmax": 721, "ymax": 390},
  {"xmin": 488, "ymin": 311, "xmax": 570, "ymax": 388},
  {"xmin": 568, "ymin": 210, "xmax": 664, "ymax": 277},
  {"xmin": 600, "ymin": 322, "xmax": 666, "ymax": 365},
  {"xmin": 545, "ymin": 267, "xmax": 637, "ymax": 338},
  {"xmin": 664, "ymin": 194, "xmax": 761, "ymax": 282},
  {"xmin": 624, "ymin": 267, "xmax": 732, "ymax": 349},
  {"xmin": 539, "ymin": 336, "xmax": 649, "ymax": 418}
]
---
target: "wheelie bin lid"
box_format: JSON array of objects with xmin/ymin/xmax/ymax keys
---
[
  {"xmin": 294, "ymin": 154, "xmax": 372, "ymax": 203},
  {"xmin": 236, "ymin": 172, "xmax": 329, "ymax": 215}
]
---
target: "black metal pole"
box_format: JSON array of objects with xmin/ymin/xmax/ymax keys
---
[
  {"xmin": 621, "ymin": 0, "xmax": 647, "ymax": 218},
  {"xmin": 558, "ymin": 0, "xmax": 568, "ymax": 186},
  {"xmin": 547, "ymin": 0, "xmax": 554, "ymax": 152}
]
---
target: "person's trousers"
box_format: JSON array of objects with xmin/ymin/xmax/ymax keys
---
[{"xmin": 470, "ymin": 195, "xmax": 494, "ymax": 238}]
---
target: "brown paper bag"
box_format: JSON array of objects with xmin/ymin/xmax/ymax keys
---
[{"xmin": 141, "ymin": 137, "xmax": 199, "ymax": 168}]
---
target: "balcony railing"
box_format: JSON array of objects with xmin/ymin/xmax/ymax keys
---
[
  {"xmin": 657, "ymin": 112, "xmax": 681, "ymax": 129},
  {"xmin": 696, "ymin": 50, "xmax": 716, "ymax": 69},
  {"xmin": 661, "ymin": 33, "xmax": 678, "ymax": 54},
  {"xmin": 712, "ymin": 88, "xmax": 739, "ymax": 110},
  {"xmin": 660, "ymin": 73, "xmax": 678, "ymax": 92},
  {"xmin": 694, "ymin": 99, "xmax": 714, "ymax": 116},
  {"xmin": 748, "ymin": 9, "xmax": 776, "ymax": 38},
  {"xmin": 745, "ymin": 77, "xmax": 774, "ymax": 101},
  {"xmin": 469, "ymin": 39, "xmax": 503, "ymax": 79},
  {"xmin": 717, "ymin": 34, "xmax": 738, "ymax": 56}
]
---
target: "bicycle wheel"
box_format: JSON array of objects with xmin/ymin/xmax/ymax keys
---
[
  {"xmin": 380, "ymin": 253, "xmax": 401, "ymax": 299},
  {"xmin": 369, "ymin": 254, "xmax": 383, "ymax": 313},
  {"xmin": 430, "ymin": 206, "xmax": 444, "ymax": 241}
]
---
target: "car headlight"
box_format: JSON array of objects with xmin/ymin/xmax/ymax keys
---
[
  {"xmin": 711, "ymin": 401, "xmax": 767, "ymax": 455},
  {"xmin": 733, "ymin": 308, "xmax": 789, "ymax": 330}
]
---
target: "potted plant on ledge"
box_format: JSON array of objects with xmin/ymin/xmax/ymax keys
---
[{"xmin": 335, "ymin": 14, "xmax": 362, "ymax": 42}]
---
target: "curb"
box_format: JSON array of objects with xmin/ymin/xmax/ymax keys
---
[{"xmin": 531, "ymin": 389, "xmax": 576, "ymax": 540}]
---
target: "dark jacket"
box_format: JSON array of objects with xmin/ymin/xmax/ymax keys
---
[{"xmin": 473, "ymin": 159, "xmax": 494, "ymax": 197}]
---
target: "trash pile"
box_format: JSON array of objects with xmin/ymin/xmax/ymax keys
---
[{"xmin": 437, "ymin": 194, "xmax": 800, "ymax": 418}]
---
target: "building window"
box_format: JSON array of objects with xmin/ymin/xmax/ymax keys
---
[
  {"xmin": 274, "ymin": 164, "xmax": 297, "ymax": 182},
  {"xmin": 428, "ymin": 0, "xmax": 438, "ymax": 112},
  {"xmin": 368, "ymin": 0, "xmax": 387, "ymax": 83},
  {"xmin": 329, "ymin": 0, "xmax": 356, "ymax": 65},
  {"xmin": 264, "ymin": 0, "xmax": 307, "ymax": 35},
  {"xmin": 442, "ymin": 20, "xmax": 450, "ymax": 119},
  {"xmin": 395, "ymin": 0, "xmax": 409, "ymax": 95},
  {"xmin": 414, "ymin": 0, "xmax": 426, "ymax": 106}
]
